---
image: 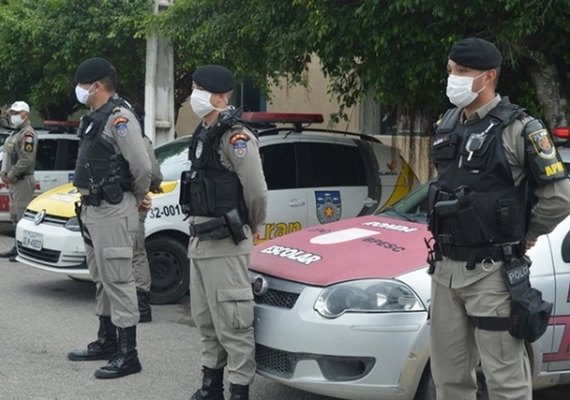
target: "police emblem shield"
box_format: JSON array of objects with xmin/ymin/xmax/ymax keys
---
[
  {"xmin": 315, "ymin": 191, "xmax": 342, "ymax": 224},
  {"xmin": 529, "ymin": 129, "xmax": 555, "ymax": 159}
]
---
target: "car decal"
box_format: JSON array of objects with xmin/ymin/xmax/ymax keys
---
[
  {"xmin": 259, "ymin": 221, "xmax": 302, "ymax": 241},
  {"xmin": 147, "ymin": 204, "xmax": 183, "ymax": 219},
  {"xmin": 259, "ymin": 245, "xmax": 322, "ymax": 265},
  {"xmin": 309, "ymin": 228, "xmax": 379, "ymax": 245},
  {"xmin": 315, "ymin": 191, "xmax": 341, "ymax": 224},
  {"xmin": 361, "ymin": 236, "xmax": 405, "ymax": 252},
  {"xmin": 361, "ymin": 221, "xmax": 418, "ymax": 233}
]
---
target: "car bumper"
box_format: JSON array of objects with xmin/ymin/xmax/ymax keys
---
[
  {"xmin": 249, "ymin": 272, "xmax": 429, "ymax": 400},
  {"xmin": 16, "ymin": 217, "xmax": 89, "ymax": 276}
]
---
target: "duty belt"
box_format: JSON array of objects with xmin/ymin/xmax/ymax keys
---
[
  {"xmin": 440, "ymin": 242, "xmax": 524, "ymax": 266},
  {"xmin": 189, "ymin": 217, "xmax": 230, "ymax": 241}
]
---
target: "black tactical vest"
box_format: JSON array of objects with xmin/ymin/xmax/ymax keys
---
[
  {"xmin": 185, "ymin": 123, "xmax": 249, "ymax": 222},
  {"xmin": 73, "ymin": 98, "xmax": 132, "ymax": 190},
  {"xmin": 429, "ymin": 98, "xmax": 528, "ymax": 248}
]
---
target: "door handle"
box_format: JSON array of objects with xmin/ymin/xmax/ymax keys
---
[
  {"xmin": 363, "ymin": 197, "xmax": 378, "ymax": 207},
  {"xmin": 289, "ymin": 199, "xmax": 306, "ymax": 207}
]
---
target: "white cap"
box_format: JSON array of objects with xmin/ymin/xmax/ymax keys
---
[{"xmin": 9, "ymin": 101, "xmax": 30, "ymax": 113}]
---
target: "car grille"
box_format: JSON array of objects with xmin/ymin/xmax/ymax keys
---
[
  {"xmin": 23, "ymin": 210, "xmax": 69, "ymax": 226},
  {"xmin": 254, "ymin": 288, "xmax": 300, "ymax": 309},
  {"xmin": 17, "ymin": 242, "xmax": 61, "ymax": 263},
  {"xmin": 256, "ymin": 344, "xmax": 297, "ymax": 378}
]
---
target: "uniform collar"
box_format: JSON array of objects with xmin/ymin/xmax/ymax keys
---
[{"xmin": 462, "ymin": 94, "xmax": 502, "ymax": 123}]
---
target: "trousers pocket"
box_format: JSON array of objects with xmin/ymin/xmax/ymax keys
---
[
  {"xmin": 102, "ymin": 246, "xmax": 133, "ymax": 283},
  {"xmin": 217, "ymin": 287, "xmax": 254, "ymax": 330}
]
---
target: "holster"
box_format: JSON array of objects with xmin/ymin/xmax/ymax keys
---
[
  {"xmin": 502, "ymin": 256, "xmax": 552, "ymax": 342},
  {"xmin": 224, "ymin": 209, "xmax": 246, "ymax": 245},
  {"xmin": 101, "ymin": 181, "xmax": 124, "ymax": 205}
]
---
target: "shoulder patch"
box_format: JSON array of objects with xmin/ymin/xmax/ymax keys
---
[
  {"xmin": 527, "ymin": 127, "xmax": 555, "ymax": 159},
  {"xmin": 24, "ymin": 143, "xmax": 34, "ymax": 152},
  {"xmin": 229, "ymin": 132, "xmax": 250, "ymax": 145}
]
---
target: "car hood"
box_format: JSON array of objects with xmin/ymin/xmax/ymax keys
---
[
  {"xmin": 27, "ymin": 181, "xmax": 179, "ymax": 218},
  {"xmin": 250, "ymin": 215, "xmax": 431, "ymax": 286}
]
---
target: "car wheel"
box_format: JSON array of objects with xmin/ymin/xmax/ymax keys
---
[
  {"xmin": 147, "ymin": 235, "xmax": 189, "ymax": 305},
  {"xmin": 414, "ymin": 363, "xmax": 488, "ymax": 400}
]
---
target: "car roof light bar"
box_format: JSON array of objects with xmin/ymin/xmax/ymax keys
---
[
  {"xmin": 554, "ymin": 126, "xmax": 570, "ymax": 139},
  {"xmin": 43, "ymin": 120, "xmax": 80, "ymax": 128},
  {"xmin": 241, "ymin": 112, "xmax": 324, "ymax": 124}
]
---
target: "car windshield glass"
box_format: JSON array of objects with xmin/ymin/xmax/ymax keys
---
[
  {"xmin": 154, "ymin": 136, "xmax": 191, "ymax": 181},
  {"xmin": 378, "ymin": 182, "xmax": 430, "ymax": 223}
]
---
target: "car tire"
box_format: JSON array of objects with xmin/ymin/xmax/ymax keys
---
[
  {"xmin": 414, "ymin": 363, "xmax": 488, "ymax": 400},
  {"xmin": 147, "ymin": 235, "xmax": 189, "ymax": 305}
]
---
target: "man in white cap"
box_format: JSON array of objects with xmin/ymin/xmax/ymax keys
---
[{"xmin": 0, "ymin": 101, "xmax": 37, "ymax": 260}]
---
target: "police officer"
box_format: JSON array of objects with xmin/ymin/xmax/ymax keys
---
[
  {"xmin": 0, "ymin": 101, "xmax": 37, "ymax": 261},
  {"xmin": 66, "ymin": 57, "xmax": 152, "ymax": 380},
  {"xmin": 134, "ymin": 135, "xmax": 163, "ymax": 323},
  {"xmin": 428, "ymin": 38, "xmax": 570, "ymax": 399},
  {"xmin": 184, "ymin": 65, "xmax": 267, "ymax": 400}
]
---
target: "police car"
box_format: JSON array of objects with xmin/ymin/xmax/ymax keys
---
[
  {"xmin": 248, "ymin": 135, "xmax": 570, "ymax": 399},
  {"xmin": 0, "ymin": 121, "xmax": 79, "ymax": 222},
  {"xmin": 15, "ymin": 113, "xmax": 419, "ymax": 304}
]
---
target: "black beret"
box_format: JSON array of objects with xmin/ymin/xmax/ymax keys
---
[
  {"xmin": 192, "ymin": 65, "xmax": 235, "ymax": 93},
  {"xmin": 75, "ymin": 57, "xmax": 114, "ymax": 84},
  {"xmin": 449, "ymin": 37, "xmax": 503, "ymax": 70}
]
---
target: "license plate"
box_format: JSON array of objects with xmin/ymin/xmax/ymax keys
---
[{"xmin": 22, "ymin": 231, "xmax": 43, "ymax": 251}]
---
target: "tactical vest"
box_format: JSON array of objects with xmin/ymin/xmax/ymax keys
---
[
  {"xmin": 185, "ymin": 123, "xmax": 249, "ymax": 223},
  {"xmin": 73, "ymin": 98, "xmax": 132, "ymax": 190},
  {"xmin": 429, "ymin": 98, "xmax": 529, "ymax": 249}
]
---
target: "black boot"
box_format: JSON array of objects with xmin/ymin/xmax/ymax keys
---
[
  {"xmin": 137, "ymin": 289, "xmax": 152, "ymax": 323},
  {"xmin": 0, "ymin": 245, "xmax": 17, "ymax": 258},
  {"xmin": 190, "ymin": 366, "xmax": 224, "ymax": 400},
  {"xmin": 94, "ymin": 326, "xmax": 142, "ymax": 379},
  {"xmin": 68, "ymin": 316, "xmax": 117, "ymax": 361},
  {"xmin": 229, "ymin": 383, "xmax": 249, "ymax": 400}
]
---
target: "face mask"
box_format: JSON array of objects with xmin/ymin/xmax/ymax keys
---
[
  {"xmin": 75, "ymin": 83, "xmax": 95, "ymax": 105},
  {"xmin": 10, "ymin": 114, "xmax": 23, "ymax": 127},
  {"xmin": 446, "ymin": 72, "xmax": 486, "ymax": 108},
  {"xmin": 190, "ymin": 89, "xmax": 216, "ymax": 118}
]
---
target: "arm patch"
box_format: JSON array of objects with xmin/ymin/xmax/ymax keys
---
[
  {"xmin": 524, "ymin": 119, "xmax": 567, "ymax": 186},
  {"xmin": 229, "ymin": 132, "xmax": 250, "ymax": 145},
  {"xmin": 112, "ymin": 116, "xmax": 129, "ymax": 127}
]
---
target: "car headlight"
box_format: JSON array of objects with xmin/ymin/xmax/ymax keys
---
[
  {"xmin": 314, "ymin": 279, "xmax": 425, "ymax": 318},
  {"xmin": 64, "ymin": 217, "xmax": 81, "ymax": 232}
]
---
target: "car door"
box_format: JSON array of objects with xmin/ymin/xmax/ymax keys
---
[
  {"xmin": 296, "ymin": 140, "xmax": 370, "ymax": 227},
  {"xmin": 35, "ymin": 137, "xmax": 78, "ymax": 194},
  {"xmin": 259, "ymin": 140, "xmax": 307, "ymax": 241}
]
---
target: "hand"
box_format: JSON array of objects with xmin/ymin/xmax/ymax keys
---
[
  {"xmin": 0, "ymin": 173, "xmax": 11, "ymax": 184},
  {"xmin": 138, "ymin": 194, "xmax": 152, "ymax": 213},
  {"xmin": 525, "ymin": 238, "xmax": 537, "ymax": 250},
  {"xmin": 150, "ymin": 185, "xmax": 164, "ymax": 194}
]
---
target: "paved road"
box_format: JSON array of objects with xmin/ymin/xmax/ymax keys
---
[{"xmin": 0, "ymin": 225, "xmax": 568, "ymax": 399}]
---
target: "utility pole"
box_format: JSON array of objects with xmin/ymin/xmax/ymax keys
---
[{"xmin": 145, "ymin": 0, "xmax": 175, "ymax": 145}]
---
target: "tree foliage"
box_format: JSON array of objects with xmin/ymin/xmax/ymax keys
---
[{"xmin": 0, "ymin": 0, "xmax": 151, "ymax": 119}]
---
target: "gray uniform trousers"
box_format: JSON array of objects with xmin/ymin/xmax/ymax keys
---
[
  {"xmin": 83, "ymin": 192, "xmax": 140, "ymax": 328},
  {"xmin": 430, "ymin": 259, "xmax": 532, "ymax": 400},
  {"xmin": 133, "ymin": 212, "xmax": 151, "ymax": 291},
  {"xmin": 190, "ymin": 254, "xmax": 256, "ymax": 385},
  {"xmin": 9, "ymin": 175, "xmax": 34, "ymax": 223}
]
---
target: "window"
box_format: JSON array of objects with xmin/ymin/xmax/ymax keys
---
[
  {"xmin": 298, "ymin": 143, "xmax": 367, "ymax": 188},
  {"xmin": 261, "ymin": 143, "xmax": 296, "ymax": 190},
  {"xmin": 36, "ymin": 139, "xmax": 58, "ymax": 171},
  {"xmin": 155, "ymin": 138, "xmax": 191, "ymax": 181}
]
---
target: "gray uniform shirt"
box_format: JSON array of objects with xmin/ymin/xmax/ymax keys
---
[
  {"xmin": 77, "ymin": 100, "xmax": 152, "ymax": 205},
  {"xmin": 1, "ymin": 121, "xmax": 37, "ymax": 181},
  {"xmin": 190, "ymin": 125, "xmax": 268, "ymax": 259},
  {"xmin": 433, "ymin": 95, "xmax": 570, "ymax": 288}
]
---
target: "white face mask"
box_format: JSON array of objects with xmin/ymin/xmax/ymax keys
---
[
  {"xmin": 190, "ymin": 89, "xmax": 229, "ymax": 118},
  {"xmin": 10, "ymin": 114, "xmax": 24, "ymax": 127},
  {"xmin": 75, "ymin": 84, "xmax": 95, "ymax": 105},
  {"xmin": 446, "ymin": 72, "xmax": 487, "ymax": 108}
]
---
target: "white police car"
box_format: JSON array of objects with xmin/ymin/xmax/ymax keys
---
[
  {"xmin": 0, "ymin": 122, "xmax": 79, "ymax": 222},
  {"xmin": 15, "ymin": 113, "xmax": 419, "ymax": 304}
]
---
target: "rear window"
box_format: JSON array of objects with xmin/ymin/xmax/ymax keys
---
[{"xmin": 155, "ymin": 137, "xmax": 191, "ymax": 181}]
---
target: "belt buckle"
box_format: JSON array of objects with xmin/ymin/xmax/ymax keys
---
[{"xmin": 481, "ymin": 257, "xmax": 496, "ymax": 272}]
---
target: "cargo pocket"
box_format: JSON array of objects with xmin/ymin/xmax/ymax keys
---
[
  {"xmin": 102, "ymin": 247, "xmax": 133, "ymax": 283},
  {"xmin": 217, "ymin": 288, "xmax": 254, "ymax": 330}
]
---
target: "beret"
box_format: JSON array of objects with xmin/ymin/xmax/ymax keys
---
[
  {"xmin": 449, "ymin": 37, "xmax": 503, "ymax": 70},
  {"xmin": 75, "ymin": 57, "xmax": 114, "ymax": 84},
  {"xmin": 192, "ymin": 65, "xmax": 235, "ymax": 93}
]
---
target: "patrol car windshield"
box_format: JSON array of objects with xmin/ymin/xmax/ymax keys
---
[
  {"xmin": 154, "ymin": 136, "xmax": 191, "ymax": 181},
  {"xmin": 379, "ymin": 182, "xmax": 429, "ymax": 223}
]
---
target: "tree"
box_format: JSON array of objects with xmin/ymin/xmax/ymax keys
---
[{"xmin": 0, "ymin": 0, "xmax": 151, "ymax": 119}]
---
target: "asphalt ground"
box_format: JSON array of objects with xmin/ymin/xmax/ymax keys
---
[{"xmin": 0, "ymin": 223, "xmax": 568, "ymax": 400}]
